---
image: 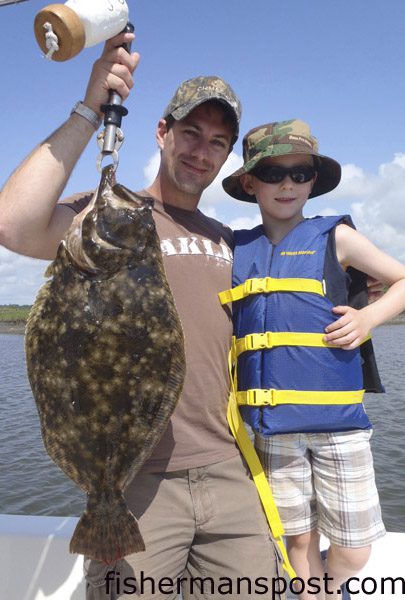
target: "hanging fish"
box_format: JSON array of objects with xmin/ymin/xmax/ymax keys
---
[{"xmin": 25, "ymin": 165, "xmax": 185, "ymax": 562}]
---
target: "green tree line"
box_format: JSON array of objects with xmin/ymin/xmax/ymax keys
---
[{"xmin": 0, "ymin": 305, "xmax": 32, "ymax": 322}]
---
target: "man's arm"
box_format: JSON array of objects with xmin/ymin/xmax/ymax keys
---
[{"xmin": 0, "ymin": 32, "xmax": 139, "ymax": 261}]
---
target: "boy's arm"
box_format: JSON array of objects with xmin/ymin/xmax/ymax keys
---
[
  {"xmin": 0, "ymin": 32, "xmax": 139, "ymax": 262},
  {"xmin": 323, "ymin": 223, "xmax": 405, "ymax": 350}
]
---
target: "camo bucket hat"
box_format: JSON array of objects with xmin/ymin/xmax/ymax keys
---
[
  {"xmin": 162, "ymin": 75, "xmax": 242, "ymax": 144},
  {"xmin": 222, "ymin": 119, "xmax": 341, "ymax": 203}
]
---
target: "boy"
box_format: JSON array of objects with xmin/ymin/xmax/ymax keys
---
[{"xmin": 220, "ymin": 120, "xmax": 405, "ymax": 599}]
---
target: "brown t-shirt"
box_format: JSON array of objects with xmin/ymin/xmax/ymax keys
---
[{"xmin": 62, "ymin": 191, "xmax": 238, "ymax": 472}]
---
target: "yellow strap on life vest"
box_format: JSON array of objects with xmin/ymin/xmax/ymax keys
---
[
  {"xmin": 235, "ymin": 331, "xmax": 337, "ymax": 356},
  {"xmin": 219, "ymin": 276, "xmax": 324, "ymax": 305},
  {"xmin": 237, "ymin": 388, "xmax": 365, "ymax": 406},
  {"xmin": 235, "ymin": 331, "xmax": 371, "ymax": 358},
  {"xmin": 226, "ymin": 349, "xmax": 296, "ymax": 580}
]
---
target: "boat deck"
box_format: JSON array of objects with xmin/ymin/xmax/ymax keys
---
[{"xmin": 1, "ymin": 514, "xmax": 403, "ymax": 599}]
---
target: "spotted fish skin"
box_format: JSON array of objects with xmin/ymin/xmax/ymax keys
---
[{"xmin": 25, "ymin": 166, "xmax": 185, "ymax": 562}]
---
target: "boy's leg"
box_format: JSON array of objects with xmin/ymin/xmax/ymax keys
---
[
  {"xmin": 255, "ymin": 433, "xmax": 324, "ymax": 598},
  {"xmin": 254, "ymin": 432, "xmax": 318, "ymax": 537},
  {"xmin": 324, "ymin": 544, "xmax": 371, "ymax": 599},
  {"xmin": 285, "ymin": 534, "xmax": 370, "ymax": 600},
  {"xmin": 286, "ymin": 531, "xmax": 326, "ymax": 600},
  {"xmin": 311, "ymin": 429, "xmax": 385, "ymax": 597}
]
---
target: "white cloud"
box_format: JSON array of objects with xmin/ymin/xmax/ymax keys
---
[
  {"xmin": 143, "ymin": 151, "xmax": 160, "ymax": 185},
  {"xmin": 0, "ymin": 246, "xmax": 49, "ymax": 305},
  {"xmin": 202, "ymin": 206, "xmax": 219, "ymax": 219},
  {"xmin": 332, "ymin": 163, "xmax": 376, "ymax": 198},
  {"xmin": 316, "ymin": 207, "xmax": 339, "ymax": 217},
  {"xmin": 228, "ymin": 214, "xmax": 262, "ymax": 230},
  {"xmin": 200, "ymin": 151, "xmax": 243, "ymax": 209},
  {"xmin": 329, "ymin": 153, "xmax": 405, "ymax": 261}
]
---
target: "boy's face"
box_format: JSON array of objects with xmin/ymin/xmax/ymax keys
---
[{"xmin": 241, "ymin": 153, "xmax": 317, "ymax": 223}]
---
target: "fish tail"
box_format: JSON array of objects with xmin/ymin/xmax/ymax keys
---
[{"xmin": 69, "ymin": 492, "xmax": 145, "ymax": 562}]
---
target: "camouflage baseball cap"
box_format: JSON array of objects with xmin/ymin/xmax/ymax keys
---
[
  {"xmin": 222, "ymin": 119, "xmax": 341, "ymax": 203},
  {"xmin": 162, "ymin": 75, "xmax": 241, "ymax": 143}
]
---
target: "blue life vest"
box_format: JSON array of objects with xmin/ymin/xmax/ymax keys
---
[{"xmin": 223, "ymin": 215, "xmax": 381, "ymax": 436}]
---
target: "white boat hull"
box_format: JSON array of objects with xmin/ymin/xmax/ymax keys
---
[{"xmin": 1, "ymin": 514, "xmax": 403, "ymax": 599}]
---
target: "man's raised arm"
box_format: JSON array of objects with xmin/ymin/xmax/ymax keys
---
[{"xmin": 0, "ymin": 31, "xmax": 139, "ymax": 261}]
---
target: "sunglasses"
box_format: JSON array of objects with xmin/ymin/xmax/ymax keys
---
[{"xmin": 250, "ymin": 164, "xmax": 317, "ymax": 184}]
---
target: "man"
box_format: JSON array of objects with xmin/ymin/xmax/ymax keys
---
[{"xmin": 0, "ymin": 31, "xmax": 283, "ymax": 599}]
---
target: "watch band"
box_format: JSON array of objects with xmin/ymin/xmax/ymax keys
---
[{"xmin": 70, "ymin": 101, "xmax": 102, "ymax": 130}]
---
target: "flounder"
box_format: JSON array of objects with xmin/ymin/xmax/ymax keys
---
[{"xmin": 25, "ymin": 165, "xmax": 185, "ymax": 562}]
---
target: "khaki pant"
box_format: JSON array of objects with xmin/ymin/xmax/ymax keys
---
[{"xmin": 85, "ymin": 454, "xmax": 284, "ymax": 599}]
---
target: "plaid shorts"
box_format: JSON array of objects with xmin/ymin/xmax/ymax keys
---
[{"xmin": 254, "ymin": 429, "xmax": 386, "ymax": 547}]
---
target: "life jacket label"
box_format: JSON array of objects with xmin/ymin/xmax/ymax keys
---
[{"xmin": 280, "ymin": 250, "xmax": 316, "ymax": 256}]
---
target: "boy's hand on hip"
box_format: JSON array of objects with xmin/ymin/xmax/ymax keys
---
[{"xmin": 323, "ymin": 306, "xmax": 370, "ymax": 350}]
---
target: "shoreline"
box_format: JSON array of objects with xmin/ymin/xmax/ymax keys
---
[{"xmin": 0, "ymin": 322, "xmax": 26, "ymax": 335}]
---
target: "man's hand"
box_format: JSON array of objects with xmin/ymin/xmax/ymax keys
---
[
  {"xmin": 367, "ymin": 275, "xmax": 385, "ymax": 303},
  {"xmin": 83, "ymin": 31, "xmax": 140, "ymax": 117},
  {"xmin": 323, "ymin": 305, "xmax": 371, "ymax": 350}
]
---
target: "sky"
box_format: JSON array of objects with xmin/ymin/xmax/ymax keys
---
[{"xmin": 1, "ymin": 0, "xmax": 405, "ymax": 304}]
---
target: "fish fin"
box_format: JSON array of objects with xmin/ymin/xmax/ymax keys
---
[
  {"xmin": 44, "ymin": 262, "xmax": 55, "ymax": 278},
  {"xmin": 69, "ymin": 493, "xmax": 145, "ymax": 562}
]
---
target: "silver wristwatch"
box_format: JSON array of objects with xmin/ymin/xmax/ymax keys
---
[{"xmin": 70, "ymin": 101, "xmax": 102, "ymax": 130}]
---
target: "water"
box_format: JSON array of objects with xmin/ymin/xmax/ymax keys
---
[
  {"xmin": 0, "ymin": 333, "xmax": 85, "ymax": 517},
  {"xmin": 362, "ymin": 325, "xmax": 405, "ymax": 532},
  {"xmin": 1, "ymin": 326, "xmax": 404, "ymax": 531}
]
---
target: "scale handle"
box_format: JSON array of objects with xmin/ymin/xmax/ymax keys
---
[{"xmin": 101, "ymin": 22, "xmax": 134, "ymax": 154}]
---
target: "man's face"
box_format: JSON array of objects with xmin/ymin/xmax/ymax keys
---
[{"xmin": 158, "ymin": 103, "xmax": 234, "ymax": 200}]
